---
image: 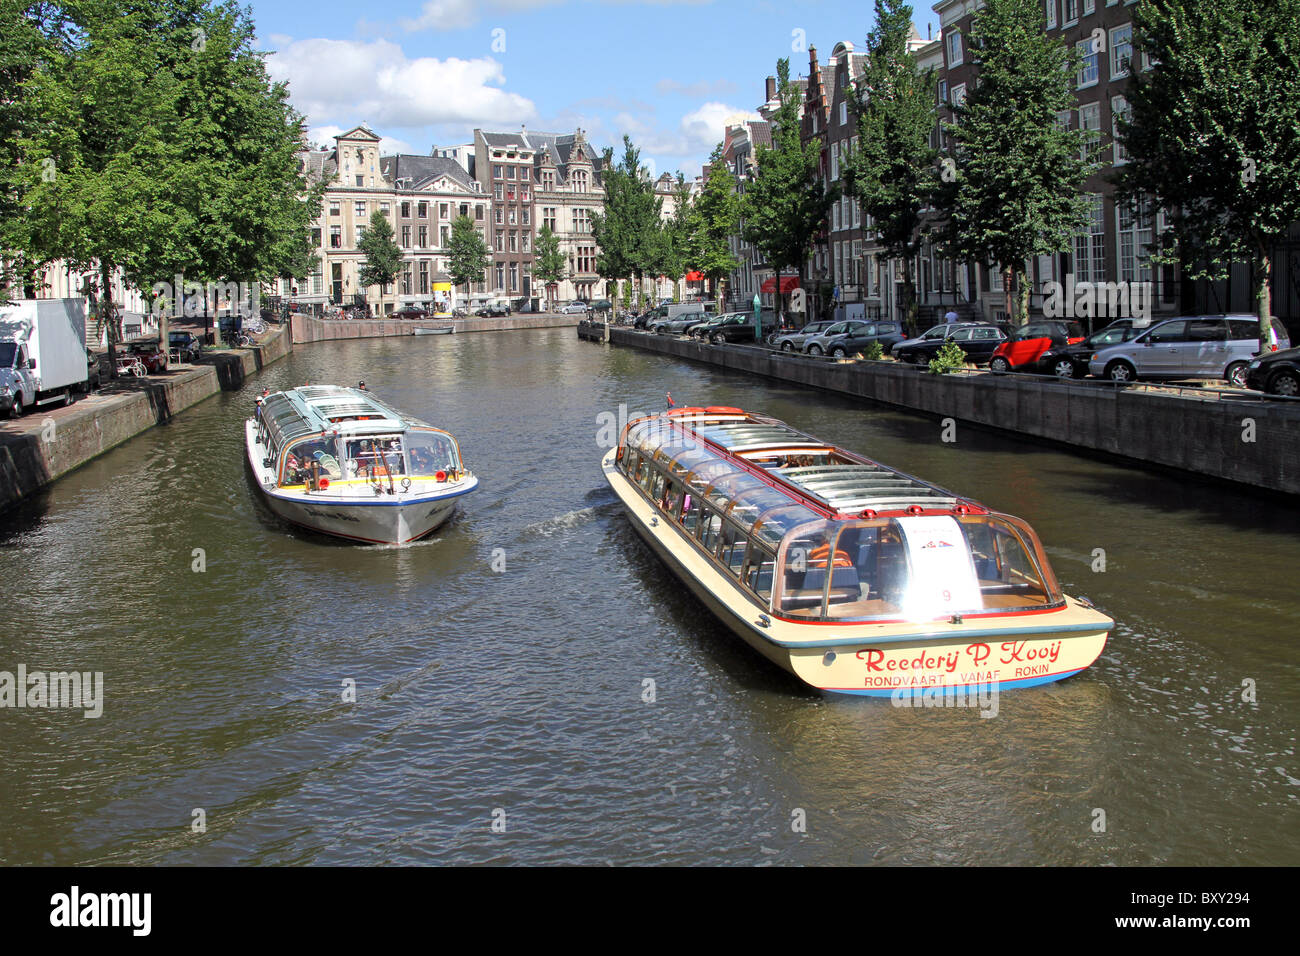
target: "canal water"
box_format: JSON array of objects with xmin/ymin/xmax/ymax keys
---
[{"xmin": 1, "ymin": 327, "xmax": 1296, "ymax": 865}]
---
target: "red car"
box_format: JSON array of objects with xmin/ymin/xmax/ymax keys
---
[
  {"xmin": 125, "ymin": 340, "xmax": 167, "ymax": 373},
  {"xmin": 988, "ymin": 321, "xmax": 1085, "ymax": 373}
]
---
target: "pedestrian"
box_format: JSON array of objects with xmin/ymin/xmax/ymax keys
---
[
  {"xmin": 357, "ymin": 381, "xmax": 367, "ymax": 391},
  {"xmin": 944, "ymin": 310, "xmax": 959, "ymax": 323}
]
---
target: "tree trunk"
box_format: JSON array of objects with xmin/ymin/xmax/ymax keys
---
[
  {"xmin": 1015, "ymin": 266, "xmax": 1030, "ymax": 327},
  {"xmin": 1254, "ymin": 246, "xmax": 1274, "ymax": 347},
  {"xmin": 101, "ymin": 262, "xmax": 118, "ymax": 379},
  {"xmin": 1003, "ymin": 266, "xmax": 1015, "ymax": 326},
  {"xmin": 902, "ymin": 257, "xmax": 917, "ymax": 338}
]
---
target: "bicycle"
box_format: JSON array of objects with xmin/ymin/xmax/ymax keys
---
[{"xmin": 115, "ymin": 355, "xmax": 147, "ymax": 377}]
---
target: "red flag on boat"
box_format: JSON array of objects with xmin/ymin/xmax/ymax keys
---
[{"xmin": 666, "ymin": 392, "xmax": 675, "ymax": 408}]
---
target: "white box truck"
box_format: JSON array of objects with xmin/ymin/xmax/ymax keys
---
[{"xmin": 0, "ymin": 299, "xmax": 89, "ymax": 417}]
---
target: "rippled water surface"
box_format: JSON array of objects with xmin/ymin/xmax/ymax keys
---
[{"xmin": 1, "ymin": 328, "xmax": 1296, "ymax": 865}]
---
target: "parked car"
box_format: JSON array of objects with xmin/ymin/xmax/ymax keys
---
[
  {"xmin": 476, "ymin": 303, "xmax": 512, "ymax": 317},
  {"xmin": 1088, "ymin": 315, "xmax": 1291, "ymax": 384},
  {"xmin": 1039, "ymin": 324, "xmax": 1144, "ymax": 378},
  {"xmin": 559, "ymin": 301, "xmax": 589, "ymax": 315},
  {"xmin": 692, "ymin": 313, "xmax": 760, "ymax": 344},
  {"xmin": 818, "ymin": 320, "xmax": 907, "ymax": 358},
  {"xmin": 771, "ymin": 320, "xmax": 836, "ymax": 352},
  {"xmin": 892, "ymin": 323, "xmax": 1007, "ymax": 365},
  {"xmin": 888, "ymin": 322, "xmax": 986, "ymax": 364},
  {"xmin": 589, "ymin": 299, "xmax": 613, "ymax": 314},
  {"xmin": 803, "ymin": 320, "xmax": 872, "ymax": 355},
  {"xmin": 987, "ymin": 321, "xmax": 1086, "ymax": 373},
  {"xmin": 125, "ymin": 339, "xmax": 167, "ymax": 373},
  {"xmin": 168, "ymin": 330, "xmax": 203, "ymax": 363},
  {"xmin": 392, "ymin": 307, "xmax": 428, "ymax": 320},
  {"xmin": 1244, "ymin": 344, "xmax": 1300, "ymax": 396},
  {"xmin": 652, "ymin": 311, "xmax": 709, "ymax": 335}
]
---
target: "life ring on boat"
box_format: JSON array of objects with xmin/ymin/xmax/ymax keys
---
[
  {"xmin": 806, "ymin": 544, "xmax": 854, "ymax": 568},
  {"xmin": 667, "ymin": 406, "xmax": 707, "ymax": 416},
  {"xmin": 372, "ymin": 466, "xmax": 389, "ymax": 477},
  {"xmin": 704, "ymin": 406, "xmax": 744, "ymax": 414}
]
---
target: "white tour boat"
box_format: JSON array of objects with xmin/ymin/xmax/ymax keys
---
[
  {"xmin": 246, "ymin": 385, "xmax": 477, "ymax": 545},
  {"xmin": 605, "ymin": 406, "xmax": 1114, "ymax": 696}
]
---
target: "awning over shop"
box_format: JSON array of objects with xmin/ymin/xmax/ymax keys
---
[
  {"xmin": 760, "ymin": 276, "xmax": 800, "ymax": 293},
  {"xmin": 684, "ymin": 271, "xmax": 704, "ymax": 281}
]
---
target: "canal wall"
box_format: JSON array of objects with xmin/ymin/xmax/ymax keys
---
[
  {"xmin": 0, "ymin": 326, "xmax": 292, "ymax": 512},
  {"xmin": 291, "ymin": 312, "xmax": 581, "ymax": 345},
  {"xmin": 578, "ymin": 323, "xmax": 1300, "ymax": 496}
]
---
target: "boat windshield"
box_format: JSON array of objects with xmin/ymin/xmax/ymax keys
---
[
  {"xmin": 282, "ymin": 436, "xmax": 343, "ymax": 486},
  {"xmin": 774, "ymin": 513, "xmax": 1064, "ymax": 621},
  {"xmin": 344, "ymin": 436, "xmax": 407, "ymax": 479},
  {"xmin": 405, "ymin": 430, "xmax": 461, "ymax": 476}
]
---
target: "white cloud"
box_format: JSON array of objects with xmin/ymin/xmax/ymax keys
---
[
  {"xmin": 680, "ymin": 102, "xmax": 758, "ymax": 152},
  {"xmin": 403, "ymin": 0, "xmax": 712, "ymax": 32},
  {"xmin": 268, "ymin": 38, "xmax": 536, "ymax": 130}
]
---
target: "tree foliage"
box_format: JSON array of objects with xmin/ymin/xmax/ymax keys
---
[
  {"xmin": 939, "ymin": 0, "xmax": 1095, "ymax": 324},
  {"xmin": 447, "ymin": 214, "xmax": 490, "ymax": 299},
  {"xmin": 742, "ymin": 58, "xmax": 837, "ymax": 311},
  {"xmin": 1118, "ymin": 0, "xmax": 1300, "ymax": 334},
  {"xmin": 843, "ymin": 0, "xmax": 938, "ymax": 333},
  {"xmin": 592, "ymin": 136, "xmax": 661, "ymax": 305},
  {"xmin": 532, "ymin": 224, "xmax": 565, "ymax": 305},
  {"xmin": 358, "ymin": 208, "xmax": 402, "ymax": 291},
  {"xmin": 691, "ymin": 146, "xmax": 741, "ymax": 300}
]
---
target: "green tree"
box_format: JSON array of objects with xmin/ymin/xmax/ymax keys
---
[
  {"xmin": 843, "ymin": 0, "xmax": 939, "ymax": 335},
  {"xmin": 447, "ymin": 214, "xmax": 490, "ymax": 304},
  {"xmin": 532, "ymin": 224, "xmax": 566, "ymax": 310},
  {"xmin": 939, "ymin": 0, "xmax": 1095, "ymax": 325},
  {"xmin": 592, "ymin": 136, "xmax": 661, "ymax": 308},
  {"xmin": 742, "ymin": 58, "xmax": 837, "ymax": 320},
  {"xmin": 1118, "ymin": 0, "xmax": 1300, "ymax": 343},
  {"xmin": 357, "ymin": 208, "xmax": 401, "ymax": 293},
  {"xmin": 15, "ymin": 0, "xmax": 317, "ymax": 367},
  {"xmin": 693, "ymin": 145, "xmax": 741, "ymax": 306}
]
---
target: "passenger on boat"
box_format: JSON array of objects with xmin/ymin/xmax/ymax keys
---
[{"xmin": 357, "ymin": 381, "xmax": 367, "ymax": 390}]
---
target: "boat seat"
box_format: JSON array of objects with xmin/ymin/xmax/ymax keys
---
[{"xmin": 781, "ymin": 565, "xmax": 861, "ymax": 609}]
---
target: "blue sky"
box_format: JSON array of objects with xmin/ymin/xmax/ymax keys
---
[{"xmin": 255, "ymin": 0, "xmax": 942, "ymax": 179}]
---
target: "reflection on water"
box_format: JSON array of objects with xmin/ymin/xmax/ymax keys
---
[{"xmin": 0, "ymin": 328, "xmax": 1295, "ymax": 865}]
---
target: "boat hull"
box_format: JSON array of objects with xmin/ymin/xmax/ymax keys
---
[{"xmin": 605, "ymin": 450, "xmax": 1111, "ymax": 697}]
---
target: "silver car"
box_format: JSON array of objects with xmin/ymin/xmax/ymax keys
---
[
  {"xmin": 802, "ymin": 319, "xmax": 875, "ymax": 355},
  {"xmin": 771, "ymin": 320, "xmax": 835, "ymax": 352},
  {"xmin": 1088, "ymin": 315, "xmax": 1292, "ymax": 385}
]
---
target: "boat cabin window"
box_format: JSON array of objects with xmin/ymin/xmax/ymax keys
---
[
  {"xmin": 284, "ymin": 436, "xmax": 343, "ymax": 484},
  {"xmin": 744, "ymin": 545, "xmax": 777, "ymax": 602},
  {"xmin": 716, "ymin": 524, "xmax": 749, "ymax": 575},
  {"xmin": 345, "ymin": 437, "xmax": 407, "ymax": 479},
  {"xmin": 406, "ymin": 431, "xmax": 460, "ymax": 476},
  {"xmin": 699, "ymin": 506, "xmax": 724, "ymax": 552}
]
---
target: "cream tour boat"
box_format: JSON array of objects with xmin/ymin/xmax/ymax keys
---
[
  {"xmin": 604, "ymin": 406, "xmax": 1113, "ymax": 696},
  {"xmin": 246, "ymin": 385, "xmax": 477, "ymax": 545}
]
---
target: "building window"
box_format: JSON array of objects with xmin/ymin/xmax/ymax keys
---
[
  {"xmin": 401, "ymin": 225, "xmax": 410, "ymax": 248},
  {"xmin": 495, "ymin": 264, "xmax": 504, "ymax": 289},
  {"xmin": 1046, "ymin": 0, "xmax": 1057, "ymax": 29},
  {"xmin": 572, "ymin": 170, "xmax": 588, "ymax": 192},
  {"xmin": 1063, "ymin": 0, "xmax": 1079, "ymax": 24},
  {"xmin": 417, "ymin": 201, "xmax": 427, "ymax": 218},
  {"xmin": 522, "ymin": 233, "xmax": 530, "ymax": 253},
  {"xmin": 1078, "ymin": 101, "xmax": 1101, "ymax": 162},
  {"xmin": 542, "ymin": 171, "xmax": 555, "ymax": 190},
  {"xmin": 1083, "ymin": 0, "xmax": 1095, "ymax": 13},
  {"xmin": 419, "ymin": 261, "xmax": 429, "ymax": 295},
  {"xmin": 418, "ymin": 225, "xmax": 428, "ymax": 248},
  {"xmin": 494, "ymin": 184, "xmax": 503, "ymax": 200},
  {"xmin": 506, "ymin": 165, "xmax": 515, "ymax": 180},
  {"xmin": 1110, "ymin": 24, "xmax": 1133, "ymax": 78},
  {"xmin": 495, "ymin": 230, "xmax": 504, "ymax": 252},
  {"xmin": 475, "ymin": 204, "xmax": 484, "ymax": 220},
  {"xmin": 380, "ymin": 201, "xmax": 390, "ymax": 214},
  {"xmin": 400, "ymin": 202, "xmax": 410, "ymax": 218},
  {"xmin": 439, "ymin": 203, "xmax": 448, "ymax": 218},
  {"xmin": 1076, "ymin": 39, "xmax": 1100, "ymax": 88},
  {"xmin": 329, "ymin": 225, "xmax": 341, "ymax": 248},
  {"xmin": 330, "ymin": 201, "xmax": 340, "ymax": 216},
  {"xmin": 1073, "ymin": 194, "xmax": 1105, "ymax": 283},
  {"xmin": 354, "ymin": 201, "xmax": 366, "ymax": 219},
  {"xmin": 951, "ymin": 83, "xmax": 966, "ymax": 106},
  {"xmin": 509, "ymin": 263, "xmax": 518, "ymax": 291},
  {"xmin": 521, "ymin": 207, "xmax": 530, "ymax": 226},
  {"xmin": 508, "ymin": 208, "xmax": 517, "ymax": 225},
  {"xmin": 509, "ymin": 232, "xmax": 517, "ymax": 253},
  {"xmin": 494, "ymin": 164, "xmax": 503, "ymax": 179},
  {"xmin": 1111, "ymin": 95, "xmax": 1131, "ymax": 164},
  {"xmin": 543, "ymin": 207, "xmax": 556, "ymax": 231},
  {"xmin": 496, "ymin": 207, "xmax": 504, "ymax": 224},
  {"xmin": 355, "ymin": 175, "xmax": 363, "ymax": 187},
  {"xmin": 840, "ymin": 101, "xmax": 848, "ymax": 126},
  {"xmin": 572, "ymin": 208, "xmax": 591, "ymax": 233},
  {"xmin": 440, "ymin": 225, "xmax": 449, "ymax": 246},
  {"xmin": 1117, "ymin": 200, "xmax": 1154, "ymax": 284},
  {"xmin": 354, "ymin": 225, "xmax": 364, "ymax": 245},
  {"xmin": 947, "ymin": 30, "xmax": 963, "ymax": 67}
]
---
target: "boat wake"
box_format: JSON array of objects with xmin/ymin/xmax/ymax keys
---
[{"xmin": 519, "ymin": 505, "xmax": 614, "ymax": 538}]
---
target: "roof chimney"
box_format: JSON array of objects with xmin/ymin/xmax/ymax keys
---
[{"xmin": 765, "ymin": 75, "xmax": 776, "ymax": 102}]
